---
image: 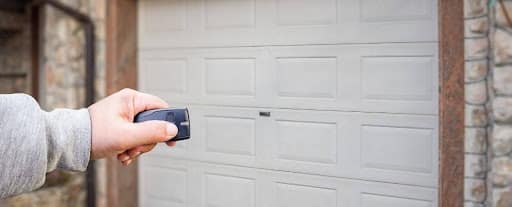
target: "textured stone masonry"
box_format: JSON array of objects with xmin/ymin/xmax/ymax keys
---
[
  {"xmin": 1, "ymin": 0, "xmax": 106, "ymax": 206},
  {"xmin": 464, "ymin": 0, "xmax": 489, "ymax": 206},
  {"xmin": 490, "ymin": 1, "xmax": 512, "ymax": 207}
]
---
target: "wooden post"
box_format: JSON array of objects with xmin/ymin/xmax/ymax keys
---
[
  {"xmin": 106, "ymin": 0, "xmax": 138, "ymax": 207},
  {"xmin": 438, "ymin": 0, "xmax": 465, "ymax": 206}
]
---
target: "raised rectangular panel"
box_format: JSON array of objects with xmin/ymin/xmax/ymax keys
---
[
  {"xmin": 277, "ymin": 57, "xmax": 337, "ymax": 99},
  {"xmin": 361, "ymin": 193, "xmax": 432, "ymax": 207},
  {"xmin": 142, "ymin": 156, "xmax": 437, "ymax": 207},
  {"xmin": 361, "ymin": 0, "xmax": 432, "ymax": 21},
  {"xmin": 205, "ymin": 58, "xmax": 256, "ymax": 96},
  {"xmin": 143, "ymin": 167, "xmax": 187, "ymax": 204},
  {"xmin": 139, "ymin": 0, "xmax": 437, "ymax": 48},
  {"xmin": 205, "ymin": 173, "xmax": 255, "ymax": 207},
  {"xmin": 276, "ymin": 183, "xmax": 337, "ymax": 207},
  {"xmin": 361, "ymin": 56, "xmax": 434, "ymax": 101},
  {"xmin": 205, "ymin": 0, "xmax": 255, "ymax": 29},
  {"xmin": 361, "ymin": 125, "xmax": 434, "ymax": 174},
  {"xmin": 142, "ymin": 0, "xmax": 187, "ymax": 32},
  {"xmin": 144, "ymin": 59, "xmax": 187, "ymax": 93},
  {"xmin": 145, "ymin": 199, "xmax": 183, "ymax": 207},
  {"xmin": 276, "ymin": 120, "xmax": 337, "ymax": 164},
  {"xmin": 205, "ymin": 116, "xmax": 255, "ymax": 156},
  {"xmin": 276, "ymin": 0, "xmax": 337, "ymax": 26}
]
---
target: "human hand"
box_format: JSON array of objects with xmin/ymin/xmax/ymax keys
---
[{"xmin": 88, "ymin": 88, "xmax": 178, "ymax": 165}]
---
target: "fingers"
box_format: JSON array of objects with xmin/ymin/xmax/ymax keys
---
[
  {"xmin": 118, "ymin": 144, "xmax": 156, "ymax": 162},
  {"xmin": 122, "ymin": 159, "xmax": 133, "ymax": 166},
  {"xmin": 118, "ymin": 141, "xmax": 179, "ymax": 166},
  {"xmin": 133, "ymin": 91, "xmax": 169, "ymax": 114},
  {"xmin": 166, "ymin": 141, "xmax": 177, "ymax": 147},
  {"xmin": 123, "ymin": 120, "xmax": 178, "ymax": 149}
]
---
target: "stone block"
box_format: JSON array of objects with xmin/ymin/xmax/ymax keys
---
[
  {"xmin": 466, "ymin": 81, "xmax": 488, "ymax": 104},
  {"xmin": 494, "ymin": 188, "xmax": 512, "ymax": 207},
  {"xmin": 496, "ymin": 1, "xmax": 512, "ymax": 28},
  {"xmin": 493, "ymin": 125, "xmax": 512, "ymax": 156},
  {"xmin": 466, "ymin": 104, "xmax": 488, "ymax": 127},
  {"xmin": 466, "ymin": 127, "xmax": 488, "ymax": 153},
  {"xmin": 2, "ymin": 173, "xmax": 86, "ymax": 207},
  {"xmin": 465, "ymin": 178, "xmax": 487, "ymax": 202},
  {"xmin": 495, "ymin": 29, "xmax": 512, "ymax": 64},
  {"xmin": 493, "ymin": 157, "xmax": 512, "ymax": 187},
  {"xmin": 494, "ymin": 97, "xmax": 512, "ymax": 123},
  {"xmin": 465, "ymin": 0, "xmax": 488, "ymax": 18},
  {"xmin": 465, "ymin": 17, "xmax": 489, "ymax": 38},
  {"xmin": 465, "ymin": 154, "xmax": 487, "ymax": 178},
  {"xmin": 465, "ymin": 60, "xmax": 488, "ymax": 82},
  {"xmin": 465, "ymin": 202, "xmax": 484, "ymax": 207},
  {"xmin": 466, "ymin": 38, "xmax": 489, "ymax": 60},
  {"xmin": 494, "ymin": 65, "xmax": 512, "ymax": 95}
]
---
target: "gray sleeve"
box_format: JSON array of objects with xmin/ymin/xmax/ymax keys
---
[{"xmin": 0, "ymin": 94, "xmax": 91, "ymax": 198}]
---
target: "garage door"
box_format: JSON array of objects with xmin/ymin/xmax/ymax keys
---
[{"xmin": 137, "ymin": 0, "xmax": 439, "ymax": 207}]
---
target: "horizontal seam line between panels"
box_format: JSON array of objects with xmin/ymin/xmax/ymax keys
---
[
  {"xmin": 464, "ymin": 14, "xmax": 489, "ymax": 20},
  {"xmin": 138, "ymin": 41, "xmax": 439, "ymax": 51},
  {"xmin": 465, "ymin": 58, "xmax": 489, "ymax": 62},
  {"xmin": 145, "ymin": 155, "xmax": 438, "ymax": 189},
  {"xmin": 465, "ymin": 125, "xmax": 490, "ymax": 128},
  {"xmin": 465, "ymin": 57, "xmax": 489, "ymax": 62},
  {"xmin": 465, "ymin": 78, "xmax": 488, "ymax": 84},
  {"xmin": 464, "ymin": 201, "xmax": 486, "ymax": 204},
  {"xmin": 464, "ymin": 152, "xmax": 488, "ymax": 156},
  {"xmin": 169, "ymin": 103, "xmax": 439, "ymax": 116}
]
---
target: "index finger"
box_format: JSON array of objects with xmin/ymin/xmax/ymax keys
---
[{"xmin": 133, "ymin": 91, "xmax": 169, "ymax": 114}]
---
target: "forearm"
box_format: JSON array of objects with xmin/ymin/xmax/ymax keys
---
[{"xmin": 0, "ymin": 94, "xmax": 91, "ymax": 198}]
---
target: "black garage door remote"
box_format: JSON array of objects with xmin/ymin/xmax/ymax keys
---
[{"xmin": 134, "ymin": 108, "xmax": 190, "ymax": 141}]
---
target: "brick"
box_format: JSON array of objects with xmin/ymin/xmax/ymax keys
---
[
  {"xmin": 465, "ymin": 104, "xmax": 488, "ymax": 127},
  {"xmin": 466, "ymin": 81, "xmax": 488, "ymax": 104},
  {"xmin": 465, "ymin": 60, "xmax": 488, "ymax": 82},
  {"xmin": 494, "ymin": 65, "xmax": 512, "ymax": 95},
  {"xmin": 495, "ymin": 29, "xmax": 512, "ymax": 64},
  {"xmin": 494, "ymin": 97, "xmax": 512, "ymax": 123},
  {"xmin": 495, "ymin": 188, "xmax": 512, "ymax": 207},
  {"xmin": 464, "ymin": 202, "xmax": 484, "ymax": 207},
  {"xmin": 493, "ymin": 125, "xmax": 512, "ymax": 156},
  {"xmin": 493, "ymin": 157, "xmax": 512, "ymax": 187},
  {"xmin": 465, "ymin": 154, "xmax": 487, "ymax": 178},
  {"xmin": 466, "ymin": 127, "xmax": 488, "ymax": 153},
  {"xmin": 466, "ymin": 38, "xmax": 489, "ymax": 60},
  {"xmin": 496, "ymin": 1, "xmax": 512, "ymax": 28},
  {"xmin": 465, "ymin": 17, "xmax": 489, "ymax": 38},
  {"xmin": 465, "ymin": 0, "xmax": 488, "ymax": 18},
  {"xmin": 465, "ymin": 178, "xmax": 487, "ymax": 202}
]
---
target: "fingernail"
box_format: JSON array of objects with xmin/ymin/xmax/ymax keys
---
[
  {"xmin": 132, "ymin": 151, "xmax": 141, "ymax": 158},
  {"xmin": 126, "ymin": 160, "xmax": 132, "ymax": 165},
  {"xmin": 119, "ymin": 154, "xmax": 129, "ymax": 162},
  {"xmin": 167, "ymin": 123, "xmax": 178, "ymax": 136}
]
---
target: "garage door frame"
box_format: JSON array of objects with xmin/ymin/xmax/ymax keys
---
[{"xmin": 105, "ymin": 0, "xmax": 464, "ymax": 206}]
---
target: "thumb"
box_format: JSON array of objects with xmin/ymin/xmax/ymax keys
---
[{"xmin": 123, "ymin": 121, "xmax": 178, "ymax": 149}]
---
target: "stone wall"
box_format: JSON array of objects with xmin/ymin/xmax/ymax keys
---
[
  {"xmin": 0, "ymin": 10, "xmax": 30, "ymax": 94},
  {"xmin": 1, "ymin": 0, "xmax": 106, "ymax": 206},
  {"xmin": 490, "ymin": 1, "xmax": 512, "ymax": 206},
  {"xmin": 464, "ymin": 0, "xmax": 491, "ymax": 206},
  {"xmin": 464, "ymin": 0, "xmax": 512, "ymax": 206},
  {"xmin": 41, "ymin": 0, "xmax": 106, "ymax": 109}
]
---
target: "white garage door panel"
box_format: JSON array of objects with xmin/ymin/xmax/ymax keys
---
[
  {"xmin": 140, "ymin": 157, "xmax": 436, "ymax": 207},
  {"xmin": 139, "ymin": 0, "xmax": 439, "ymax": 206},
  {"xmin": 139, "ymin": 0, "xmax": 437, "ymax": 48},
  {"xmin": 148, "ymin": 105, "xmax": 438, "ymax": 187},
  {"xmin": 139, "ymin": 43, "xmax": 438, "ymax": 114}
]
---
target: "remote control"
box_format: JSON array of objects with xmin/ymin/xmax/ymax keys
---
[{"xmin": 134, "ymin": 108, "xmax": 190, "ymax": 141}]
